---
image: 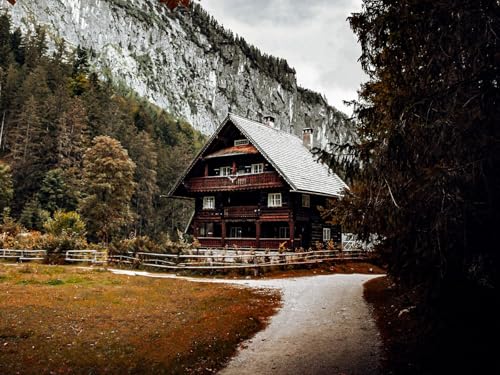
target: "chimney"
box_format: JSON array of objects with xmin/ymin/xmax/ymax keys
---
[
  {"xmin": 302, "ymin": 127, "xmax": 313, "ymax": 150},
  {"xmin": 263, "ymin": 115, "xmax": 275, "ymax": 128}
]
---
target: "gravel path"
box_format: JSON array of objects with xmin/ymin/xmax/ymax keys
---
[
  {"xmin": 219, "ymin": 274, "xmax": 382, "ymax": 375},
  {"xmin": 109, "ymin": 270, "xmax": 382, "ymax": 375}
]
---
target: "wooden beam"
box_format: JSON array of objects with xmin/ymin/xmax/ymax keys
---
[
  {"xmin": 289, "ymin": 220, "xmax": 295, "ymax": 249},
  {"xmin": 221, "ymin": 220, "xmax": 226, "ymax": 247},
  {"xmin": 256, "ymin": 220, "xmax": 261, "ymax": 249}
]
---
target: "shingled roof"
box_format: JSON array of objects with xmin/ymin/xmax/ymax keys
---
[{"xmin": 169, "ymin": 113, "xmax": 348, "ymax": 198}]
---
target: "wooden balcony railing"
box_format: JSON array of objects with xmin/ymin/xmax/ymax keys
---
[
  {"xmin": 184, "ymin": 172, "xmax": 284, "ymax": 192},
  {"xmin": 223, "ymin": 206, "xmax": 259, "ymax": 218}
]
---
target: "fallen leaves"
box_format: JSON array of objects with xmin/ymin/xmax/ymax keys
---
[{"xmin": 0, "ymin": 263, "xmax": 280, "ymax": 374}]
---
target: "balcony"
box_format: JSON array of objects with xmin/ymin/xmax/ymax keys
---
[
  {"xmin": 223, "ymin": 206, "xmax": 259, "ymax": 219},
  {"xmin": 184, "ymin": 172, "xmax": 284, "ymax": 192}
]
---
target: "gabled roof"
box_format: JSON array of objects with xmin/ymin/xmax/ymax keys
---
[{"xmin": 169, "ymin": 113, "xmax": 348, "ymax": 198}]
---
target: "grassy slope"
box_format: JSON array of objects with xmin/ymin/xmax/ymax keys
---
[{"xmin": 0, "ymin": 264, "xmax": 280, "ymax": 374}]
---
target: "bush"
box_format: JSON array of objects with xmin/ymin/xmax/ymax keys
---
[
  {"xmin": 43, "ymin": 210, "xmax": 86, "ymax": 237},
  {"xmin": 41, "ymin": 211, "xmax": 88, "ymax": 263},
  {"xmin": 109, "ymin": 236, "xmax": 160, "ymax": 255}
]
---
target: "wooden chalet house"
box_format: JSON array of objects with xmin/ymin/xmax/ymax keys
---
[{"xmin": 169, "ymin": 113, "xmax": 348, "ymax": 249}]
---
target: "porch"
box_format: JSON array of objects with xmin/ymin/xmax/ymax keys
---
[
  {"xmin": 194, "ymin": 220, "xmax": 302, "ymax": 249},
  {"xmin": 197, "ymin": 237, "xmax": 302, "ymax": 249}
]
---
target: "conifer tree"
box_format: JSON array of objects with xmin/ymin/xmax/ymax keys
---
[
  {"xmin": 321, "ymin": 0, "xmax": 499, "ymax": 372},
  {"xmin": 128, "ymin": 131, "xmax": 158, "ymax": 235},
  {"xmin": 10, "ymin": 95, "xmax": 46, "ymax": 206},
  {"xmin": 38, "ymin": 169, "xmax": 76, "ymax": 214},
  {"xmin": 0, "ymin": 161, "xmax": 13, "ymax": 214}
]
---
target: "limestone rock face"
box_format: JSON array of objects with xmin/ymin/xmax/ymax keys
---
[{"xmin": 3, "ymin": 0, "xmax": 354, "ymax": 146}]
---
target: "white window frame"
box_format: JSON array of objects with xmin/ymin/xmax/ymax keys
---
[
  {"xmin": 323, "ymin": 227, "xmax": 331, "ymax": 241},
  {"xmin": 234, "ymin": 139, "xmax": 249, "ymax": 146},
  {"xmin": 220, "ymin": 166, "xmax": 232, "ymax": 176},
  {"xmin": 267, "ymin": 193, "xmax": 282, "ymax": 207},
  {"xmin": 202, "ymin": 196, "xmax": 215, "ymax": 210},
  {"xmin": 251, "ymin": 163, "xmax": 264, "ymax": 174},
  {"xmin": 302, "ymin": 194, "xmax": 310, "ymax": 208}
]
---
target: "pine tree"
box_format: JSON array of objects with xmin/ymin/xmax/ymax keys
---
[
  {"xmin": 321, "ymin": 0, "xmax": 500, "ymax": 372},
  {"xmin": 0, "ymin": 13, "xmax": 14, "ymax": 68},
  {"xmin": 128, "ymin": 131, "xmax": 158, "ymax": 235},
  {"xmin": 19, "ymin": 195, "xmax": 48, "ymax": 231},
  {"xmin": 80, "ymin": 136, "xmax": 136, "ymax": 243},
  {"xmin": 10, "ymin": 95, "xmax": 47, "ymax": 207},
  {"xmin": 0, "ymin": 161, "xmax": 13, "ymax": 215},
  {"xmin": 56, "ymin": 97, "xmax": 89, "ymax": 169},
  {"xmin": 38, "ymin": 169, "xmax": 76, "ymax": 214}
]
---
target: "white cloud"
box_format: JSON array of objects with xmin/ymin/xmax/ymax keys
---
[{"xmin": 198, "ymin": 0, "xmax": 367, "ymax": 115}]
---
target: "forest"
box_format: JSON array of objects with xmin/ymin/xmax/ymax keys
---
[
  {"xmin": 320, "ymin": 0, "xmax": 499, "ymax": 373},
  {"xmin": 0, "ymin": 13, "xmax": 205, "ymax": 252}
]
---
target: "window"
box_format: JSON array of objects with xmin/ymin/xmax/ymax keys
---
[
  {"xmin": 279, "ymin": 226, "xmax": 289, "ymax": 239},
  {"xmin": 220, "ymin": 166, "xmax": 232, "ymax": 176},
  {"xmin": 251, "ymin": 163, "xmax": 264, "ymax": 174},
  {"xmin": 268, "ymin": 193, "xmax": 282, "ymax": 207},
  {"xmin": 230, "ymin": 227, "xmax": 243, "ymax": 238},
  {"xmin": 202, "ymin": 196, "xmax": 215, "ymax": 210},
  {"xmin": 323, "ymin": 227, "xmax": 331, "ymax": 241},
  {"xmin": 198, "ymin": 222, "xmax": 221, "ymax": 237},
  {"xmin": 302, "ymin": 194, "xmax": 310, "ymax": 208},
  {"xmin": 199, "ymin": 223, "xmax": 213, "ymax": 237},
  {"xmin": 234, "ymin": 139, "xmax": 249, "ymax": 146}
]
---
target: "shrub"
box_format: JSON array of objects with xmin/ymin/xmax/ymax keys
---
[
  {"xmin": 109, "ymin": 236, "xmax": 160, "ymax": 255},
  {"xmin": 43, "ymin": 210, "xmax": 86, "ymax": 237}
]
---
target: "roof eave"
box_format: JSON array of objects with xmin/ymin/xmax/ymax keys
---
[
  {"xmin": 290, "ymin": 188, "xmax": 344, "ymax": 198},
  {"xmin": 167, "ymin": 115, "xmax": 233, "ymax": 197}
]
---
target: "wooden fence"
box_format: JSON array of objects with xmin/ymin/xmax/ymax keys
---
[
  {"xmin": 0, "ymin": 249, "xmax": 46, "ymax": 261},
  {"xmin": 65, "ymin": 250, "xmax": 108, "ymax": 264},
  {"xmin": 1, "ymin": 247, "xmax": 373, "ymax": 271},
  {"xmin": 108, "ymin": 248, "xmax": 372, "ymax": 271}
]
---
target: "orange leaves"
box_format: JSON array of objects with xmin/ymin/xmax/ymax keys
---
[{"xmin": 158, "ymin": 0, "xmax": 191, "ymax": 11}]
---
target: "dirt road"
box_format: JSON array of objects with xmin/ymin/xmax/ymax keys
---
[
  {"xmin": 218, "ymin": 274, "xmax": 382, "ymax": 375},
  {"xmin": 109, "ymin": 270, "xmax": 382, "ymax": 374}
]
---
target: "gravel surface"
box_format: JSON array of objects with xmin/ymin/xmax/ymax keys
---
[
  {"xmin": 219, "ymin": 274, "xmax": 382, "ymax": 375},
  {"xmin": 109, "ymin": 270, "xmax": 382, "ymax": 375}
]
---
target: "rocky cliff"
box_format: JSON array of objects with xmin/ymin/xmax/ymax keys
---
[{"xmin": 2, "ymin": 0, "xmax": 354, "ymax": 146}]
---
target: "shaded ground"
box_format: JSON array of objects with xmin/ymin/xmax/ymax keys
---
[
  {"xmin": 0, "ymin": 263, "xmax": 279, "ymax": 375},
  {"xmin": 364, "ymin": 276, "xmax": 499, "ymax": 374},
  {"xmin": 363, "ymin": 276, "xmax": 420, "ymax": 374}
]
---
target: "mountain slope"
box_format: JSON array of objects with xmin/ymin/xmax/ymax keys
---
[{"xmin": 3, "ymin": 0, "xmax": 354, "ymax": 146}]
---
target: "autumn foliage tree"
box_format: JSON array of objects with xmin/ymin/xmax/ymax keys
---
[
  {"xmin": 321, "ymin": 0, "xmax": 499, "ymax": 372},
  {"xmin": 80, "ymin": 136, "xmax": 136, "ymax": 244}
]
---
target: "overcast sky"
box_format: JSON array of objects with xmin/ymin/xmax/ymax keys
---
[{"xmin": 198, "ymin": 0, "xmax": 367, "ymax": 115}]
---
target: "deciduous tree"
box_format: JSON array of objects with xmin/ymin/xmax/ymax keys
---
[{"xmin": 80, "ymin": 136, "xmax": 136, "ymax": 243}]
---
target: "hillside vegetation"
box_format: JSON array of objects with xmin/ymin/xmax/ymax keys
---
[{"xmin": 0, "ymin": 13, "xmax": 205, "ymax": 246}]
